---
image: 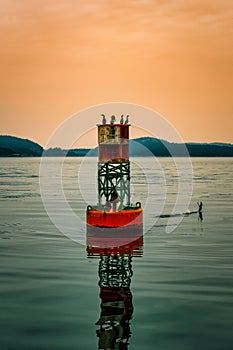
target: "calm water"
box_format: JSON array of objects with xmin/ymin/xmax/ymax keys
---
[{"xmin": 0, "ymin": 158, "xmax": 232, "ymax": 350}]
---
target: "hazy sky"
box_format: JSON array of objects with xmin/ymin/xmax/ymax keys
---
[{"xmin": 1, "ymin": 0, "xmax": 232, "ymax": 147}]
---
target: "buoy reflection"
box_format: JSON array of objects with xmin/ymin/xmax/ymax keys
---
[{"xmin": 87, "ymin": 234, "xmax": 143, "ymax": 350}]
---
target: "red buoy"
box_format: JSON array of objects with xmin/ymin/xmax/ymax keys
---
[{"xmin": 86, "ymin": 115, "xmax": 143, "ymax": 248}]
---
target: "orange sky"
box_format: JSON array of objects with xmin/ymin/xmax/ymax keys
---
[{"xmin": 0, "ymin": 0, "xmax": 232, "ymax": 147}]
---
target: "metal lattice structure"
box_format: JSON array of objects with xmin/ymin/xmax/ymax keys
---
[
  {"xmin": 96, "ymin": 122, "xmax": 130, "ymax": 211},
  {"xmin": 98, "ymin": 161, "xmax": 130, "ymax": 208}
]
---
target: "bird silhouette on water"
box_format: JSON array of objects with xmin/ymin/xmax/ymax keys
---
[{"xmin": 197, "ymin": 201, "xmax": 203, "ymax": 221}]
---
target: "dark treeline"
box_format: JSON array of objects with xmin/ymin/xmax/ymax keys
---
[{"xmin": 0, "ymin": 135, "xmax": 233, "ymax": 157}]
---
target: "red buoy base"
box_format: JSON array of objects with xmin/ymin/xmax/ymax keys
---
[{"xmin": 86, "ymin": 207, "xmax": 143, "ymax": 249}]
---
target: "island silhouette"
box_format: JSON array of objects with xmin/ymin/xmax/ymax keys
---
[{"xmin": 0, "ymin": 135, "xmax": 233, "ymax": 157}]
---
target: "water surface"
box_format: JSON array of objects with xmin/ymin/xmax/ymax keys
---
[{"xmin": 0, "ymin": 158, "xmax": 232, "ymax": 350}]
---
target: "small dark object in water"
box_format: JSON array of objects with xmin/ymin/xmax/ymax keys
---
[
  {"xmin": 197, "ymin": 201, "xmax": 203, "ymax": 222},
  {"xmin": 157, "ymin": 210, "xmax": 197, "ymax": 218}
]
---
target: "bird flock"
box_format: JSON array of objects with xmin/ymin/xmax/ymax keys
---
[{"xmin": 101, "ymin": 114, "xmax": 129, "ymax": 125}]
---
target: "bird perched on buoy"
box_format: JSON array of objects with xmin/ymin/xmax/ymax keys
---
[
  {"xmin": 110, "ymin": 115, "xmax": 116, "ymax": 124},
  {"xmin": 125, "ymin": 115, "xmax": 129, "ymax": 124},
  {"xmin": 120, "ymin": 115, "xmax": 124, "ymax": 124},
  {"xmin": 101, "ymin": 114, "xmax": 106, "ymax": 124}
]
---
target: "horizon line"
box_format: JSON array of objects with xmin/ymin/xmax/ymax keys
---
[{"xmin": 1, "ymin": 134, "xmax": 232, "ymax": 149}]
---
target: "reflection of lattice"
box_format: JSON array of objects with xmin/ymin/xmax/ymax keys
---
[
  {"xmin": 96, "ymin": 287, "xmax": 133, "ymax": 350},
  {"xmin": 98, "ymin": 254, "xmax": 133, "ymax": 288}
]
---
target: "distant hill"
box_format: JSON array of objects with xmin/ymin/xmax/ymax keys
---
[
  {"xmin": 43, "ymin": 147, "xmax": 92, "ymax": 157},
  {"xmin": 186, "ymin": 142, "xmax": 233, "ymax": 157},
  {"xmin": 0, "ymin": 147, "xmax": 16, "ymax": 157},
  {"xmin": 130, "ymin": 137, "xmax": 233, "ymax": 157},
  {"xmin": 0, "ymin": 135, "xmax": 43, "ymax": 157},
  {"xmin": 129, "ymin": 137, "xmax": 170, "ymax": 156},
  {"xmin": 0, "ymin": 135, "xmax": 232, "ymax": 157}
]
